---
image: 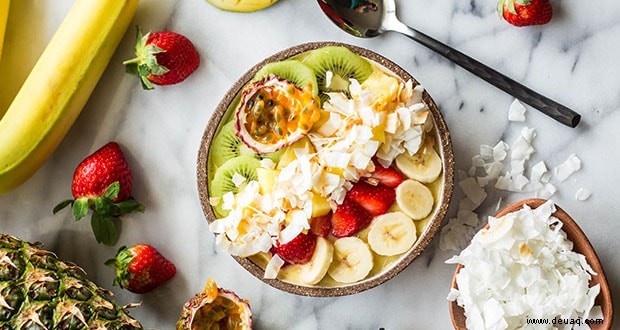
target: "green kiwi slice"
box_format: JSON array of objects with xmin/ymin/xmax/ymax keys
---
[
  {"xmin": 210, "ymin": 121, "xmax": 257, "ymax": 168},
  {"xmin": 301, "ymin": 46, "xmax": 373, "ymax": 95},
  {"xmin": 253, "ymin": 60, "xmax": 319, "ymax": 97},
  {"xmin": 210, "ymin": 155, "xmax": 262, "ymax": 217}
]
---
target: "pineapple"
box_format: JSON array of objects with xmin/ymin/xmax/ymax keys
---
[{"xmin": 0, "ymin": 234, "xmax": 143, "ymax": 329}]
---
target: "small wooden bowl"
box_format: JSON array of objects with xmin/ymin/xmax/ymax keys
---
[
  {"xmin": 449, "ymin": 198, "xmax": 613, "ymax": 329},
  {"xmin": 197, "ymin": 42, "xmax": 455, "ymax": 296}
]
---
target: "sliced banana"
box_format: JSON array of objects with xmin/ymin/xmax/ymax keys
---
[
  {"xmin": 395, "ymin": 146, "xmax": 442, "ymax": 183},
  {"xmin": 327, "ymin": 237, "xmax": 373, "ymax": 283},
  {"xmin": 207, "ymin": 0, "xmax": 278, "ymax": 12},
  {"xmin": 298, "ymin": 237, "xmax": 334, "ymax": 285},
  {"xmin": 395, "ymin": 179, "xmax": 434, "ymax": 220},
  {"xmin": 367, "ymin": 212, "xmax": 417, "ymax": 256}
]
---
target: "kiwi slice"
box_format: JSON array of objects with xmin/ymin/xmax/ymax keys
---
[
  {"xmin": 301, "ymin": 46, "xmax": 373, "ymax": 94},
  {"xmin": 210, "ymin": 155, "xmax": 262, "ymax": 217},
  {"xmin": 210, "ymin": 121, "xmax": 257, "ymax": 168},
  {"xmin": 254, "ymin": 60, "xmax": 319, "ymax": 97}
]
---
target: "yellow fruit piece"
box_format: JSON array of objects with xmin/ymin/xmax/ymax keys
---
[
  {"xmin": 256, "ymin": 167, "xmax": 279, "ymax": 194},
  {"xmin": 362, "ymin": 70, "xmax": 401, "ymax": 112},
  {"xmin": 0, "ymin": 0, "xmax": 9, "ymax": 62},
  {"xmin": 276, "ymin": 137, "xmax": 314, "ymax": 169},
  {"xmin": 0, "ymin": 0, "xmax": 139, "ymax": 194},
  {"xmin": 311, "ymin": 193, "xmax": 331, "ymax": 217},
  {"xmin": 207, "ymin": 0, "xmax": 278, "ymax": 12}
]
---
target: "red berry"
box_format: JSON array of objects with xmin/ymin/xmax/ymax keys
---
[
  {"xmin": 331, "ymin": 199, "xmax": 373, "ymax": 238},
  {"xmin": 71, "ymin": 142, "xmax": 132, "ymax": 202},
  {"xmin": 275, "ymin": 233, "xmax": 317, "ymax": 265},
  {"xmin": 346, "ymin": 181, "xmax": 395, "ymax": 216},
  {"xmin": 124, "ymin": 28, "xmax": 200, "ymax": 89},
  {"xmin": 498, "ymin": 0, "xmax": 552, "ymax": 27},
  {"xmin": 53, "ymin": 142, "xmax": 144, "ymax": 246},
  {"xmin": 369, "ymin": 160, "xmax": 404, "ymax": 188},
  {"xmin": 106, "ymin": 244, "xmax": 177, "ymax": 294},
  {"xmin": 310, "ymin": 213, "xmax": 332, "ymax": 237}
]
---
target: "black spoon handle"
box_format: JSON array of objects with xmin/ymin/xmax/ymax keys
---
[{"xmin": 395, "ymin": 24, "xmax": 581, "ymax": 127}]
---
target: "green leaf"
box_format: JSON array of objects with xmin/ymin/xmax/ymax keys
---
[
  {"xmin": 94, "ymin": 197, "xmax": 115, "ymax": 218},
  {"xmin": 53, "ymin": 199, "xmax": 73, "ymax": 214},
  {"xmin": 72, "ymin": 198, "xmax": 90, "ymax": 221},
  {"xmin": 116, "ymin": 198, "xmax": 145, "ymax": 215},
  {"xmin": 102, "ymin": 182, "xmax": 120, "ymax": 200},
  {"xmin": 91, "ymin": 213, "xmax": 118, "ymax": 246}
]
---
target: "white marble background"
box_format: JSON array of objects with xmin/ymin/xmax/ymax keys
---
[{"xmin": 1, "ymin": 0, "xmax": 619, "ymax": 329}]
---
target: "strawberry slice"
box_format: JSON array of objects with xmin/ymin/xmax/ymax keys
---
[
  {"xmin": 331, "ymin": 199, "xmax": 373, "ymax": 238},
  {"xmin": 275, "ymin": 233, "xmax": 316, "ymax": 265},
  {"xmin": 346, "ymin": 181, "xmax": 395, "ymax": 216},
  {"xmin": 310, "ymin": 213, "xmax": 332, "ymax": 238},
  {"xmin": 370, "ymin": 160, "xmax": 404, "ymax": 188}
]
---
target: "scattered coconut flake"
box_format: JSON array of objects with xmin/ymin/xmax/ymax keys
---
[
  {"xmin": 458, "ymin": 177, "xmax": 487, "ymax": 208},
  {"xmin": 576, "ymin": 188, "xmax": 592, "ymax": 201},
  {"xmin": 231, "ymin": 172, "xmax": 247, "ymax": 187},
  {"xmin": 264, "ymin": 254, "xmax": 285, "ymax": 279},
  {"xmin": 446, "ymin": 200, "xmax": 602, "ymax": 330},
  {"xmin": 508, "ymin": 99, "xmax": 526, "ymax": 122},
  {"xmin": 554, "ymin": 153, "xmax": 582, "ymax": 182}
]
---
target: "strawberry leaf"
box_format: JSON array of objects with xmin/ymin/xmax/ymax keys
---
[
  {"xmin": 53, "ymin": 199, "xmax": 73, "ymax": 214},
  {"xmin": 72, "ymin": 198, "xmax": 90, "ymax": 221},
  {"xmin": 102, "ymin": 182, "xmax": 120, "ymax": 200},
  {"xmin": 116, "ymin": 198, "xmax": 145, "ymax": 215},
  {"xmin": 91, "ymin": 213, "xmax": 118, "ymax": 246}
]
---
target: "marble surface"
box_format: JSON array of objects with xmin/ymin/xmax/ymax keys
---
[{"xmin": 1, "ymin": 0, "xmax": 619, "ymax": 329}]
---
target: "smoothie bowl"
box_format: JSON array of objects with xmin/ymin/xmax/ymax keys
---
[{"xmin": 197, "ymin": 42, "xmax": 454, "ymax": 296}]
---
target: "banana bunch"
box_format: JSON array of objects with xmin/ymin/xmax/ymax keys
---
[
  {"xmin": 0, "ymin": 0, "xmax": 138, "ymax": 194},
  {"xmin": 0, "ymin": 0, "xmax": 8, "ymax": 61},
  {"xmin": 207, "ymin": 0, "xmax": 278, "ymax": 12}
]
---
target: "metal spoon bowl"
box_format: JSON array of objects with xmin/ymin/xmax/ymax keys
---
[{"xmin": 318, "ymin": 0, "xmax": 581, "ymax": 128}]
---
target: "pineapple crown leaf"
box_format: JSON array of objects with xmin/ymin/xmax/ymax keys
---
[{"xmin": 123, "ymin": 26, "xmax": 169, "ymax": 91}]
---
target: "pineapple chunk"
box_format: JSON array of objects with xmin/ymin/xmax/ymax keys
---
[
  {"xmin": 276, "ymin": 137, "xmax": 315, "ymax": 169},
  {"xmin": 362, "ymin": 70, "xmax": 401, "ymax": 112},
  {"xmin": 256, "ymin": 167, "xmax": 279, "ymax": 194},
  {"xmin": 311, "ymin": 193, "xmax": 331, "ymax": 217}
]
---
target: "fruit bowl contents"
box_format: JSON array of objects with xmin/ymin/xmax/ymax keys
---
[{"xmin": 197, "ymin": 42, "xmax": 454, "ymax": 296}]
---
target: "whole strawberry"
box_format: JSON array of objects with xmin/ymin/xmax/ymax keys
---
[
  {"xmin": 106, "ymin": 244, "xmax": 177, "ymax": 294},
  {"xmin": 124, "ymin": 27, "xmax": 200, "ymax": 89},
  {"xmin": 53, "ymin": 142, "xmax": 144, "ymax": 245},
  {"xmin": 498, "ymin": 0, "xmax": 552, "ymax": 27}
]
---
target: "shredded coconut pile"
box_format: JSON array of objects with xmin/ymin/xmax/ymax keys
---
[
  {"xmin": 439, "ymin": 100, "xmax": 590, "ymax": 251},
  {"xmin": 446, "ymin": 200, "xmax": 602, "ymax": 330}
]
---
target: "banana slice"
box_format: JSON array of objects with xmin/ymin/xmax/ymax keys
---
[
  {"xmin": 298, "ymin": 237, "xmax": 334, "ymax": 285},
  {"xmin": 395, "ymin": 179, "xmax": 434, "ymax": 220},
  {"xmin": 367, "ymin": 212, "xmax": 417, "ymax": 256},
  {"xmin": 207, "ymin": 0, "xmax": 278, "ymax": 12},
  {"xmin": 327, "ymin": 237, "xmax": 373, "ymax": 283},
  {"xmin": 395, "ymin": 146, "xmax": 442, "ymax": 183}
]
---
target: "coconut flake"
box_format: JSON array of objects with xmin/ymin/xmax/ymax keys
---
[
  {"xmin": 508, "ymin": 99, "xmax": 526, "ymax": 122},
  {"xmin": 264, "ymin": 254, "xmax": 285, "ymax": 279},
  {"xmin": 575, "ymin": 188, "xmax": 592, "ymax": 201},
  {"xmin": 554, "ymin": 154, "xmax": 582, "ymax": 182}
]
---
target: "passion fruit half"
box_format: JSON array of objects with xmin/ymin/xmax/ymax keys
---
[
  {"xmin": 177, "ymin": 279, "xmax": 252, "ymax": 330},
  {"xmin": 234, "ymin": 74, "xmax": 321, "ymax": 154}
]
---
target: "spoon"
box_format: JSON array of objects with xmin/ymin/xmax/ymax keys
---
[
  {"xmin": 449, "ymin": 199, "xmax": 613, "ymax": 329},
  {"xmin": 317, "ymin": 0, "xmax": 581, "ymax": 128}
]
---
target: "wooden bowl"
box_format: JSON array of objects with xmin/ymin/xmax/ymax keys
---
[
  {"xmin": 197, "ymin": 41, "xmax": 455, "ymax": 296},
  {"xmin": 449, "ymin": 198, "xmax": 613, "ymax": 329}
]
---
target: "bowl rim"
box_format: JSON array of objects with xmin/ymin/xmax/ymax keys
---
[
  {"xmin": 448, "ymin": 198, "xmax": 614, "ymax": 329},
  {"xmin": 196, "ymin": 41, "xmax": 455, "ymax": 297}
]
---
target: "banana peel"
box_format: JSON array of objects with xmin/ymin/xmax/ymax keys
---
[
  {"xmin": 207, "ymin": 0, "xmax": 278, "ymax": 12},
  {"xmin": 0, "ymin": 0, "xmax": 8, "ymax": 61}
]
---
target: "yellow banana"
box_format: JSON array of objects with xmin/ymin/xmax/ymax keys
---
[
  {"xmin": 207, "ymin": 0, "xmax": 278, "ymax": 12},
  {"xmin": 0, "ymin": 0, "xmax": 9, "ymax": 61},
  {"xmin": 0, "ymin": 0, "xmax": 139, "ymax": 194}
]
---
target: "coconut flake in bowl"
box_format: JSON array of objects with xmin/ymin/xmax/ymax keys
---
[{"xmin": 447, "ymin": 199, "xmax": 613, "ymax": 330}]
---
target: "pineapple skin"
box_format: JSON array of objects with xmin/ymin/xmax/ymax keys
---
[{"xmin": 0, "ymin": 234, "xmax": 143, "ymax": 329}]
